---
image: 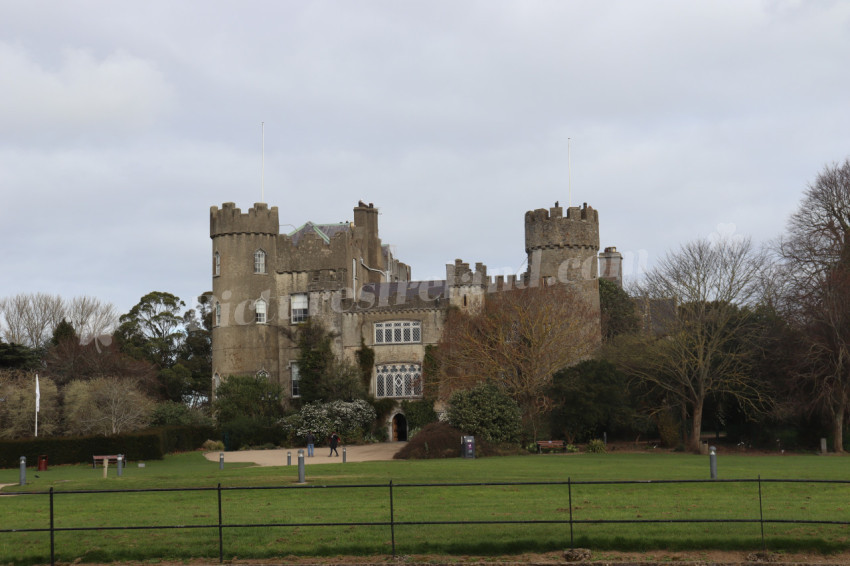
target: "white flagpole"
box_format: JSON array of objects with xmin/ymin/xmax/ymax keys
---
[
  {"xmin": 35, "ymin": 374, "xmax": 40, "ymax": 437},
  {"xmin": 568, "ymin": 137, "xmax": 572, "ymax": 208},
  {"xmin": 261, "ymin": 122, "xmax": 265, "ymax": 203}
]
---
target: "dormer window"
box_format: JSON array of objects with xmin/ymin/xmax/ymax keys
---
[
  {"xmin": 254, "ymin": 249, "xmax": 267, "ymax": 274},
  {"xmin": 255, "ymin": 298, "xmax": 267, "ymax": 324},
  {"xmin": 214, "ymin": 251, "xmax": 221, "ymax": 276}
]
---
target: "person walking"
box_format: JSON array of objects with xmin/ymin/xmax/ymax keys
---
[
  {"xmin": 328, "ymin": 432, "xmax": 340, "ymax": 457},
  {"xmin": 305, "ymin": 431, "xmax": 315, "ymax": 457}
]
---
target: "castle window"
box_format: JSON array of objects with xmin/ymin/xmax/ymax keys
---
[
  {"xmin": 254, "ymin": 249, "xmax": 267, "ymax": 274},
  {"xmin": 257, "ymin": 369, "xmax": 269, "ymax": 379},
  {"xmin": 214, "ymin": 252, "xmax": 220, "ymax": 276},
  {"xmin": 290, "ymin": 362, "xmax": 300, "ymax": 398},
  {"xmin": 376, "ymin": 363, "xmax": 422, "ymax": 398},
  {"xmin": 374, "ymin": 321, "xmax": 421, "ymax": 345},
  {"xmin": 255, "ymin": 299, "xmax": 267, "ymax": 324},
  {"xmin": 214, "ymin": 301, "xmax": 221, "ymax": 326},
  {"xmin": 291, "ymin": 293, "xmax": 308, "ymax": 323},
  {"xmin": 213, "ymin": 373, "xmax": 221, "ymax": 393}
]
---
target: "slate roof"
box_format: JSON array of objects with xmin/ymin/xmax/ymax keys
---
[{"xmin": 287, "ymin": 222, "xmax": 350, "ymax": 244}]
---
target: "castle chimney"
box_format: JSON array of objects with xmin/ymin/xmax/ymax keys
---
[{"xmin": 598, "ymin": 246, "xmax": 623, "ymax": 288}]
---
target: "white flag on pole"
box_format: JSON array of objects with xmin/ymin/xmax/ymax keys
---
[{"xmin": 35, "ymin": 374, "xmax": 40, "ymax": 413}]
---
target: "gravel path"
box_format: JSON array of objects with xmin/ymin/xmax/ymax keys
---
[{"xmin": 202, "ymin": 441, "xmax": 405, "ymax": 466}]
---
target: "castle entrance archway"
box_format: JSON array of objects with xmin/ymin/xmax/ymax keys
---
[{"xmin": 392, "ymin": 414, "xmax": 408, "ymax": 442}]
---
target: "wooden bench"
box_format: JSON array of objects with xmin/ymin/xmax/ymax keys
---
[
  {"xmin": 92, "ymin": 455, "xmax": 124, "ymax": 468},
  {"xmin": 536, "ymin": 440, "xmax": 566, "ymax": 454}
]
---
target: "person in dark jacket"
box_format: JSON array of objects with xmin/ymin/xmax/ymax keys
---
[
  {"xmin": 329, "ymin": 432, "xmax": 340, "ymax": 457},
  {"xmin": 305, "ymin": 431, "xmax": 315, "ymax": 457}
]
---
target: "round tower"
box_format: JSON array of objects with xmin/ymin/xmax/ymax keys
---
[
  {"xmin": 210, "ymin": 202, "xmax": 280, "ymax": 393},
  {"xmin": 524, "ymin": 202, "xmax": 599, "ymax": 283}
]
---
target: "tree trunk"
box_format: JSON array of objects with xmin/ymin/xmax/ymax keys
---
[
  {"xmin": 832, "ymin": 404, "xmax": 845, "ymax": 453},
  {"xmin": 690, "ymin": 400, "xmax": 703, "ymax": 453}
]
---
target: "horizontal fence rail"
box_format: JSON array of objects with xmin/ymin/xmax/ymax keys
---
[{"xmin": 2, "ymin": 477, "xmax": 850, "ymax": 565}]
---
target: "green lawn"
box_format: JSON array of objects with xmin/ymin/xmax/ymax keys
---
[{"xmin": 1, "ymin": 450, "xmax": 849, "ymax": 564}]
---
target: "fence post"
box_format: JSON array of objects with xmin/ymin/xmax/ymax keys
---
[
  {"xmin": 389, "ymin": 480, "xmax": 396, "ymax": 558},
  {"xmin": 19, "ymin": 456, "xmax": 26, "ymax": 486},
  {"xmin": 709, "ymin": 446, "xmax": 717, "ymax": 479},
  {"xmin": 758, "ymin": 475, "xmax": 766, "ymax": 551},
  {"xmin": 50, "ymin": 487, "xmax": 55, "ymax": 566},
  {"xmin": 218, "ymin": 483, "xmax": 224, "ymax": 563},
  {"xmin": 568, "ymin": 477, "xmax": 574, "ymax": 549}
]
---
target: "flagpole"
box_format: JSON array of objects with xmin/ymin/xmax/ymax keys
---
[{"xmin": 35, "ymin": 374, "xmax": 40, "ymax": 438}]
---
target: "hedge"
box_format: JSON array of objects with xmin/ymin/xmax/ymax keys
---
[{"xmin": 0, "ymin": 425, "xmax": 217, "ymax": 469}]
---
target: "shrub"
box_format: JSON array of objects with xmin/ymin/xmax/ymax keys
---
[
  {"xmin": 284, "ymin": 400, "xmax": 376, "ymax": 445},
  {"xmin": 394, "ymin": 421, "xmax": 463, "ymax": 459},
  {"xmin": 585, "ymin": 438, "xmax": 607, "ymax": 453},
  {"xmin": 150, "ymin": 401, "xmax": 214, "ymax": 427},
  {"xmin": 447, "ymin": 382, "xmax": 521, "ymax": 443},
  {"xmin": 202, "ymin": 439, "xmax": 225, "ymax": 451}
]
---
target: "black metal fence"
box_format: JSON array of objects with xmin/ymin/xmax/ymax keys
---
[{"xmin": 3, "ymin": 478, "xmax": 850, "ymax": 565}]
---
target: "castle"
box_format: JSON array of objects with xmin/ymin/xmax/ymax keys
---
[{"xmin": 209, "ymin": 200, "xmax": 621, "ymax": 440}]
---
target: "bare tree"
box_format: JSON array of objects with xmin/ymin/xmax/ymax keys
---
[
  {"xmin": 434, "ymin": 283, "xmax": 600, "ymax": 439},
  {"xmin": 0, "ymin": 293, "xmax": 65, "ymax": 349},
  {"xmin": 65, "ymin": 296, "xmax": 118, "ymax": 343},
  {"xmin": 779, "ymin": 158, "xmax": 850, "ymax": 452},
  {"xmin": 63, "ymin": 377, "xmax": 154, "ymax": 436},
  {"xmin": 0, "ymin": 294, "xmax": 30, "ymax": 345},
  {"xmin": 613, "ymin": 236, "xmax": 770, "ymax": 452}
]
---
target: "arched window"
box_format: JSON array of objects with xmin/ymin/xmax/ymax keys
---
[
  {"xmin": 257, "ymin": 369, "xmax": 269, "ymax": 379},
  {"xmin": 375, "ymin": 363, "xmax": 422, "ymax": 398},
  {"xmin": 214, "ymin": 301, "xmax": 221, "ymax": 326},
  {"xmin": 255, "ymin": 299, "xmax": 267, "ymax": 324},
  {"xmin": 254, "ymin": 249, "xmax": 266, "ymax": 274},
  {"xmin": 214, "ymin": 251, "xmax": 221, "ymax": 276}
]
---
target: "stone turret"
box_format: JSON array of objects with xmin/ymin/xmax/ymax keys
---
[
  {"xmin": 598, "ymin": 246, "xmax": 623, "ymax": 288},
  {"xmin": 209, "ymin": 203, "xmax": 280, "ymax": 394},
  {"xmin": 353, "ymin": 201, "xmax": 383, "ymax": 284},
  {"xmin": 525, "ymin": 202, "xmax": 599, "ymax": 283}
]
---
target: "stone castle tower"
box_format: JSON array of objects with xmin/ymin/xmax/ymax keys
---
[
  {"xmin": 524, "ymin": 202, "xmax": 600, "ymax": 284},
  {"xmin": 209, "ymin": 202, "xmax": 282, "ymax": 383}
]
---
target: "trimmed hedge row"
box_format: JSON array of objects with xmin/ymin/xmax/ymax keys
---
[{"xmin": 0, "ymin": 426, "xmax": 217, "ymax": 469}]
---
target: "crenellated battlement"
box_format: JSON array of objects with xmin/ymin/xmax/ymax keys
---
[
  {"xmin": 446, "ymin": 258, "xmax": 489, "ymax": 287},
  {"xmin": 210, "ymin": 202, "xmax": 279, "ymax": 237},
  {"xmin": 525, "ymin": 202, "xmax": 599, "ymax": 253}
]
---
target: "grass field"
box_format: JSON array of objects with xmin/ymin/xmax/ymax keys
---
[{"xmin": 1, "ymin": 450, "xmax": 849, "ymax": 564}]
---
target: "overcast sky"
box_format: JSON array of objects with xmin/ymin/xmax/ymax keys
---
[{"xmin": 1, "ymin": 0, "xmax": 849, "ymax": 318}]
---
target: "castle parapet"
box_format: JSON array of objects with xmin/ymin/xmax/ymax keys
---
[
  {"xmin": 211, "ymin": 202, "xmax": 279, "ymax": 237},
  {"xmin": 525, "ymin": 202, "xmax": 599, "ymax": 253},
  {"xmin": 446, "ymin": 259, "xmax": 489, "ymax": 287}
]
